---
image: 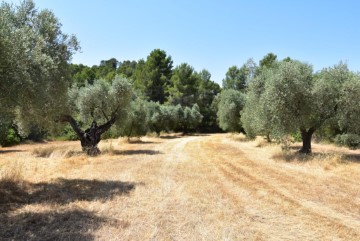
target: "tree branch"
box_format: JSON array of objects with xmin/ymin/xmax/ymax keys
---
[
  {"xmin": 96, "ymin": 116, "xmax": 117, "ymax": 135},
  {"xmin": 57, "ymin": 115, "xmax": 84, "ymax": 138},
  {"xmin": 101, "ymin": 109, "xmax": 109, "ymax": 121}
]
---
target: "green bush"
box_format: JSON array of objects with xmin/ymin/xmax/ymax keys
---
[
  {"xmin": 26, "ymin": 125, "xmax": 47, "ymax": 142},
  {"xmin": 334, "ymin": 134, "xmax": 360, "ymax": 149},
  {"xmin": 57, "ymin": 125, "xmax": 79, "ymax": 141},
  {"xmin": 1, "ymin": 128, "xmax": 21, "ymax": 147}
]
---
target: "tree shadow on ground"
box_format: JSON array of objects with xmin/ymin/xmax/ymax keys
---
[
  {"xmin": 0, "ymin": 149, "xmax": 23, "ymax": 154},
  {"xmin": 111, "ymin": 150, "xmax": 162, "ymax": 155},
  {"xmin": 0, "ymin": 209, "xmax": 115, "ymax": 241},
  {"xmin": 128, "ymin": 140, "xmax": 157, "ymax": 145},
  {"xmin": 0, "ymin": 178, "xmax": 137, "ymax": 212},
  {"xmin": 159, "ymin": 136, "xmax": 180, "ymax": 139},
  {"xmin": 30, "ymin": 178, "xmax": 136, "ymax": 205},
  {"xmin": 0, "ymin": 178, "xmax": 137, "ymax": 240},
  {"xmin": 343, "ymin": 153, "xmax": 360, "ymax": 163}
]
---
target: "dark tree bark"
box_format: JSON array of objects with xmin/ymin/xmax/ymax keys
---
[
  {"xmin": 266, "ymin": 133, "xmax": 272, "ymax": 143},
  {"xmin": 299, "ymin": 127, "xmax": 315, "ymax": 154},
  {"xmin": 59, "ymin": 115, "xmax": 116, "ymax": 156}
]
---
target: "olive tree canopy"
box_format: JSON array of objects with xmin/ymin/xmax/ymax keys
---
[
  {"xmin": 0, "ymin": 0, "xmax": 79, "ymax": 138},
  {"xmin": 61, "ymin": 77, "xmax": 133, "ymax": 155},
  {"xmin": 242, "ymin": 60, "xmax": 358, "ymax": 153}
]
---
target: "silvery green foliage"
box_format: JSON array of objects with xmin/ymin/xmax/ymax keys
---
[
  {"xmin": 312, "ymin": 63, "xmax": 351, "ymax": 128},
  {"xmin": 181, "ymin": 104, "xmax": 203, "ymax": 132},
  {"xmin": 0, "ymin": 0, "xmax": 79, "ymax": 135},
  {"xmin": 242, "ymin": 61, "xmax": 359, "ymax": 143},
  {"xmin": 159, "ymin": 104, "xmax": 178, "ymax": 131},
  {"xmin": 147, "ymin": 102, "xmax": 182, "ymax": 134},
  {"xmin": 72, "ymin": 76, "xmax": 132, "ymax": 126},
  {"xmin": 146, "ymin": 102, "xmax": 202, "ymax": 134},
  {"xmin": 217, "ymin": 89, "xmax": 245, "ymax": 132},
  {"xmin": 146, "ymin": 102, "xmax": 163, "ymax": 134},
  {"xmin": 334, "ymin": 133, "xmax": 360, "ymax": 149},
  {"xmin": 338, "ymin": 74, "xmax": 360, "ymax": 134},
  {"xmin": 261, "ymin": 61, "xmax": 314, "ymax": 137},
  {"xmin": 118, "ymin": 98, "xmax": 148, "ymax": 138},
  {"xmin": 241, "ymin": 69, "xmax": 272, "ymax": 139},
  {"xmin": 189, "ymin": 104, "xmax": 203, "ymax": 129}
]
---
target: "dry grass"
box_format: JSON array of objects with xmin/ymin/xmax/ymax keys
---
[
  {"xmin": 0, "ymin": 134, "xmax": 359, "ymax": 240},
  {"xmin": 32, "ymin": 144, "xmax": 82, "ymax": 158},
  {"xmin": 0, "ymin": 161, "xmax": 24, "ymax": 183},
  {"xmin": 254, "ymin": 136, "xmax": 272, "ymax": 147},
  {"xmin": 228, "ymin": 132, "xmax": 248, "ymax": 142}
]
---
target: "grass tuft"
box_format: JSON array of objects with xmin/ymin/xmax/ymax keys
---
[
  {"xmin": 32, "ymin": 146, "xmax": 56, "ymax": 158},
  {"xmin": 0, "ymin": 161, "xmax": 24, "ymax": 183},
  {"xmin": 229, "ymin": 133, "xmax": 254, "ymax": 143},
  {"xmin": 101, "ymin": 141, "xmax": 115, "ymax": 154},
  {"xmin": 0, "ymin": 161, "xmax": 26, "ymax": 205},
  {"xmin": 254, "ymin": 137, "xmax": 267, "ymax": 147}
]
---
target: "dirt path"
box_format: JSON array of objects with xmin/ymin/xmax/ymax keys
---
[{"xmin": 1, "ymin": 134, "xmax": 359, "ymax": 240}]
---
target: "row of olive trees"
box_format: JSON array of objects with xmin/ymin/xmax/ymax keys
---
[
  {"xmin": 217, "ymin": 58, "xmax": 360, "ymax": 153},
  {"xmin": 118, "ymin": 97, "xmax": 203, "ymax": 139}
]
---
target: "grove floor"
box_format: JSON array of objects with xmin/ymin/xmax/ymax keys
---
[{"xmin": 0, "ymin": 134, "xmax": 359, "ymax": 240}]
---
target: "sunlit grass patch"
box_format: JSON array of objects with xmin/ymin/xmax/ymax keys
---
[
  {"xmin": 0, "ymin": 161, "xmax": 24, "ymax": 183},
  {"xmin": 254, "ymin": 136, "xmax": 270, "ymax": 147},
  {"xmin": 32, "ymin": 145, "xmax": 82, "ymax": 158},
  {"xmin": 228, "ymin": 132, "xmax": 247, "ymax": 142},
  {"xmin": 271, "ymin": 148, "xmax": 350, "ymax": 170},
  {"xmin": 32, "ymin": 146, "xmax": 56, "ymax": 158}
]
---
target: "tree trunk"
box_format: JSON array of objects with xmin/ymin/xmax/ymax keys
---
[
  {"xmin": 81, "ymin": 141, "xmax": 101, "ymax": 156},
  {"xmin": 182, "ymin": 124, "xmax": 188, "ymax": 135},
  {"xmin": 266, "ymin": 133, "xmax": 271, "ymax": 143},
  {"xmin": 299, "ymin": 127, "xmax": 315, "ymax": 154},
  {"xmin": 127, "ymin": 122, "xmax": 133, "ymax": 142},
  {"xmin": 58, "ymin": 115, "xmax": 116, "ymax": 156}
]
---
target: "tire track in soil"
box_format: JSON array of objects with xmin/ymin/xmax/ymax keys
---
[
  {"xmin": 198, "ymin": 135, "xmax": 360, "ymax": 240},
  {"xmin": 205, "ymin": 138, "xmax": 360, "ymax": 218}
]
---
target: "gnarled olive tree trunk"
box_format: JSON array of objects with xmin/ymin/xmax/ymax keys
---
[
  {"xmin": 59, "ymin": 115, "xmax": 116, "ymax": 156},
  {"xmin": 299, "ymin": 127, "xmax": 315, "ymax": 154}
]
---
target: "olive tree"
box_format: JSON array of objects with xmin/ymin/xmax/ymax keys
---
[
  {"xmin": 59, "ymin": 76, "xmax": 132, "ymax": 155},
  {"xmin": 262, "ymin": 61, "xmax": 315, "ymax": 152},
  {"xmin": 217, "ymin": 89, "xmax": 246, "ymax": 132},
  {"xmin": 337, "ymin": 74, "xmax": 360, "ymax": 135},
  {"xmin": 147, "ymin": 103, "xmax": 184, "ymax": 135},
  {"xmin": 118, "ymin": 98, "xmax": 149, "ymax": 141},
  {"xmin": 181, "ymin": 104, "xmax": 203, "ymax": 134},
  {"xmin": 242, "ymin": 61, "xmax": 356, "ymax": 153},
  {"xmin": 0, "ymin": 0, "xmax": 79, "ymax": 140},
  {"xmin": 241, "ymin": 69, "xmax": 273, "ymax": 140}
]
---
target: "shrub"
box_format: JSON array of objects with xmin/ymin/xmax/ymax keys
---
[
  {"xmin": 334, "ymin": 134, "xmax": 360, "ymax": 149},
  {"xmin": 1, "ymin": 128, "xmax": 21, "ymax": 147}
]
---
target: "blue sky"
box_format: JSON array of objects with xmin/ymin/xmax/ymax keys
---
[{"xmin": 8, "ymin": 0, "xmax": 360, "ymax": 84}]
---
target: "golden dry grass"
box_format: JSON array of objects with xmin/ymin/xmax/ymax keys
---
[{"xmin": 0, "ymin": 134, "xmax": 359, "ymax": 240}]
